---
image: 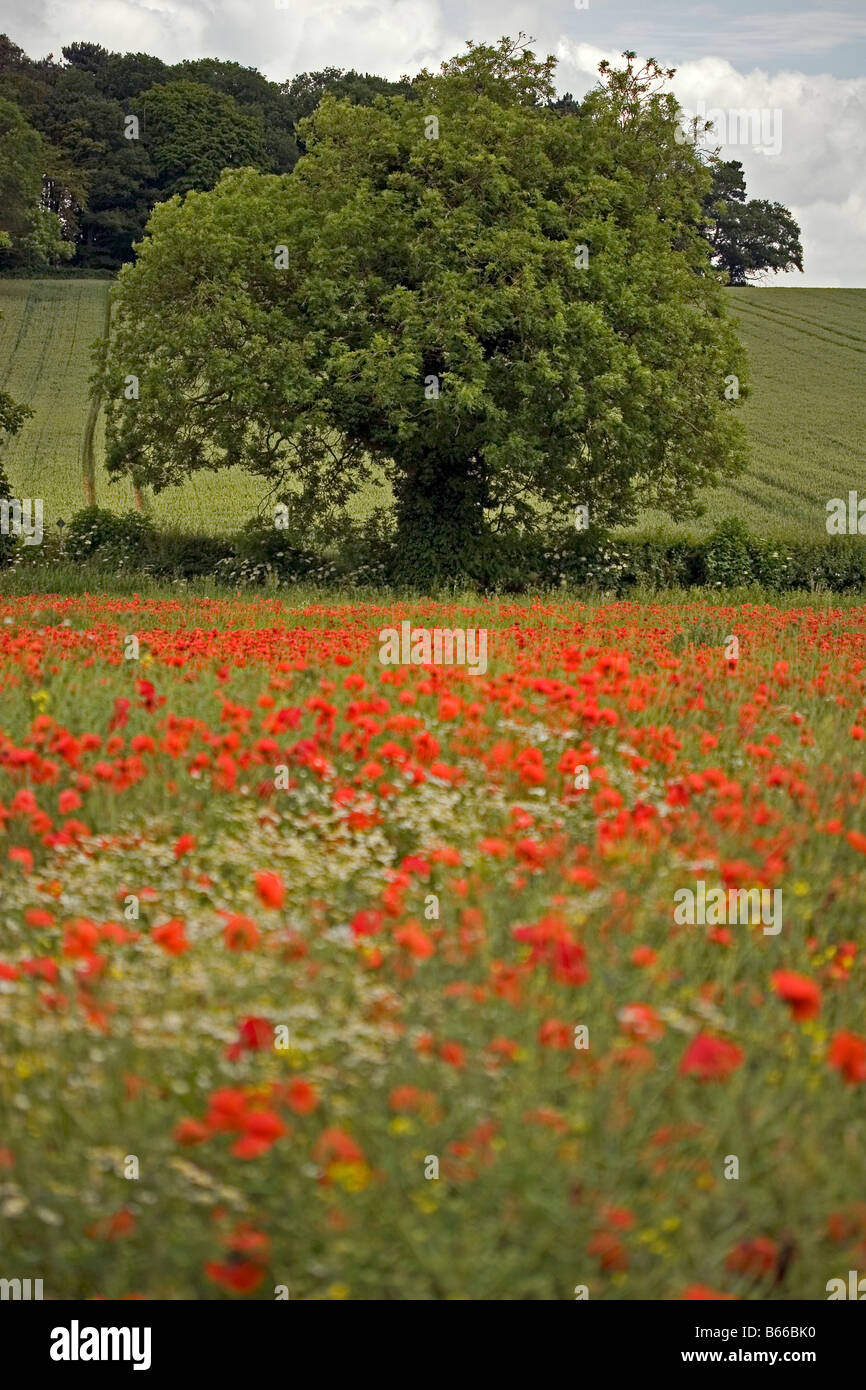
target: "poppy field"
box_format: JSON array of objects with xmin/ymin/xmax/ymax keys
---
[{"xmin": 1, "ymin": 592, "xmax": 865, "ymax": 1301}]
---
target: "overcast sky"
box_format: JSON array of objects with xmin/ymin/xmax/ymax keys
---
[{"xmin": 4, "ymin": 1, "xmax": 865, "ymax": 285}]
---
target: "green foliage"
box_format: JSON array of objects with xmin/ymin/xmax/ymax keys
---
[
  {"xmin": 7, "ymin": 205, "xmax": 74, "ymax": 269},
  {"xmin": 140, "ymin": 80, "xmax": 269, "ymax": 199},
  {"xmin": 0, "ymin": 34, "xmax": 295, "ymax": 268},
  {"xmin": 103, "ymin": 39, "xmax": 749, "ymax": 582},
  {"xmin": 0, "ymin": 50, "xmax": 153, "ymax": 268},
  {"xmin": 19, "ymin": 503, "xmax": 866, "ymax": 596},
  {"xmin": 173, "ymin": 58, "xmax": 298, "ymax": 173},
  {"xmin": 281, "ymin": 66, "xmax": 417, "ymax": 150},
  {"xmin": 63, "ymin": 504, "xmax": 157, "ymax": 562},
  {"xmin": 701, "ymin": 515, "xmax": 755, "ymax": 587},
  {"xmin": 0, "ymin": 94, "xmax": 74, "ymax": 269},
  {"xmin": 702, "ymin": 159, "xmax": 803, "ymax": 285},
  {"xmin": 61, "ymin": 505, "xmax": 233, "ymax": 579},
  {"xmin": 0, "ymin": 94, "xmax": 43, "ymax": 240}
]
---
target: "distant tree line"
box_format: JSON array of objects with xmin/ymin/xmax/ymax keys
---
[
  {"xmin": 0, "ymin": 35, "xmax": 416, "ymax": 268},
  {"xmin": 0, "ymin": 32, "xmax": 802, "ymax": 283}
]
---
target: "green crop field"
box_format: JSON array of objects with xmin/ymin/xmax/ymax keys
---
[
  {"xmin": 0, "ymin": 278, "xmax": 271, "ymax": 533},
  {"xmin": 637, "ymin": 287, "xmax": 866, "ymax": 539},
  {"xmin": 1, "ymin": 278, "xmax": 864, "ymax": 537},
  {"xmin": 0, "ymin": 278, "xmax": 110, "ymax": 520}
]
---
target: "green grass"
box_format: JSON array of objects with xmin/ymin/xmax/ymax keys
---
[
  {"xmin": 2, "ymin": 278, "xmax": 864, "ymax": 538},
  {"xmin": 0, "ymin": 278, "xmax": 271, "ymax": 533},
  {"xmin": 0, "ymin": 279, "xmax": 109, "ymax": 520},
  {"xmin": 635, "ymin": 288, "xmax": 866, "ymax": 538}
]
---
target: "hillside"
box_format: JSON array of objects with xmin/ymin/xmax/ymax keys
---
[
  {"xmin": 0, "ymin": 278, "xmax": 268, "ymax": 532},
  {"xmin": 688, "ymin": 288, "xmax": 865, "ymax": 536},
  {"xmin": 1, "ymin": 279, "xmax": 864, "ymax": 537},
  {"xmin": 0, "ymin": 279, "xmax": 111, "ymax": 519}
]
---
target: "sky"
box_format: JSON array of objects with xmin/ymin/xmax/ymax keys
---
[{"xmin": 3, "ymin": 0, "xmax": 865, "ymax": 286}]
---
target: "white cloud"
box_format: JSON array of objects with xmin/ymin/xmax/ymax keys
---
[
  {"xmin": 6, "ymin": 4, "xmax": 864, "ymax": 284},
  {"xmin": 720, "ymin": 10, "xmax": 866, "ymax": 55},
  {"xmin": 12, "ymin": 0, "xmax": 455, "ymax": 78},
  {"xmin": 21, "ymin": 1, "xmax": 208, "ymax": 62},
  {"xmin": 556, "ymin": 41, "xmax": 866, "ymax": 286}
]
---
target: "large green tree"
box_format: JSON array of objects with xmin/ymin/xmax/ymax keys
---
[
  {"xmin": 103, "ymin": 40, "xmax": 749, "ymax": 579},
  {"xmin": 138, "ymin": 80, "xmax": 268, "ymax": 199},
  {"xmin": 0, "ymin": 94, "xmax": 72, "ymax": 267},
  {"xmin": 702, "ymin": 158, "xmax": 803, "ymax": 285}
]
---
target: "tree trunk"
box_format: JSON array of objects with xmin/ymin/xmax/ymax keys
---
[{"xmin": 392, "ymin": 452, "xmax": 488, "ymax": 585}]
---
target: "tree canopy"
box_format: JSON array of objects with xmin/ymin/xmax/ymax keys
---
[
  {"xmin": 0, "ymin": 36, "xmax": 421, "ymax": 267},
  {"xmin": 139, "ymin": 81, "xmax": 268, "ymax": 199},
  {"xmin": 0, "ymin": 93, "xmax": 72, "ymax": 268},
  {"xmin": 0, "ymin": 33, "xmax": 804, "ymax": 280},
  {"xmin": 701, "ymin": 158, "xmax": 803, "ymax": 285},
  {"xmin": 103, "ymin": 39, "xmax": 749, "ymax": 579}
]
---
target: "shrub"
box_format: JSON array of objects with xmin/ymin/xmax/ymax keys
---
[
  {"xmin": 64, "ymin": 507, "xmax": 158, "ymax": 567},
  {"xmin": 700, "ymin": 517, "xmax": 756, "ymax": 589},
  {"xmin": 38, "ymin": 505, "xmax": 866, "ymax": 596}
]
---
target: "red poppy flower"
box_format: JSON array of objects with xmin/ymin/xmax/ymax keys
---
[
  {"xmin": 204, "ymin": 1260, "xmax": 265, "ymax": 1294},
  {"xmin": 62, "ymin": 920, "xmax": 99, "ymax": 958},
  {"xmin": 679, "ymin": 1033, "xmax": 745, "ymax": 1081},
  {"xmin": 828, "ymin": 1030, "xmax": 866, "ymax": 1084},
  {"xmin": 225, "ymin": 1016, "xmax": 272, "ymax": 1060},
  {"xmin": 439, "ymin": 1041, "xmax": 466, "ymax": 1068},
  {"xmin": 205, "ymin": 1088, "xmax": 249, "ymax": 1132},
  {"xmin": 24, "ymin": 908, "xmax": 54, "ymax": 928},
  {"xmin": 174, "ymin": 1119, "xmax": 210, "ymax": 1147},
  {"xmin": 152, "ymin": 919, "xmax": 190, "ymax": 955},
  {"xmin": 618, "ymin": 1003, "xmax": 665, "ymax": 1041},
  {"xmin": 587, "ymin": 1231, "xmax": 629, "ymax": 1272},
  {"xmin": 389, "ymin": 1085, "xmax": 426, "ymax": 1112},
  {"xmin": 538, "ymin": 1019, "xmax": 571, "ymax": 1049},
  {"xmin": 255, "ymin": 871, "xmax": 285, "ymax": 909},
  {"xmin": 86, "ymin": 1208, "xmax": 136, "ymax": 1241},
  {"xmin": 231, "ymin": 1110, "xmax": 288, "ymax": 1159},
  {"xmin": 681, "ymin": 1285, "xmax": 738, "ymax": 1300},
  {"xmin": 19, "ymin": 957, "xmax": 58, "ymax": 983},
  {"xmin": 351, "ymin": 908, "xmax": 383, "ymax": 938},
  {"xmin": 284, "ymin": 1079, "xmax": 319, "ymax": 1115},
  {"xmin": 394, "ymin": 920, "xmax": 435, "ymax": 959},
  {"xmin": 725, "ymin": 1236, "xmax": 779, "ymax": 1278},
  {"xmin": 312, "ymin": 1127, "xmax": 364, "ymax": 1165},
  {"xmin": 223, "ymin": 1223, "xmax": 270, "ymax": 1257},
  {"xmin": 771, "ymin": 970, "xmax": 821, "ymax": 1021},
  {"xmin": 223, "ymin": 916, "xmax": 260, "ymax": 951}
]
